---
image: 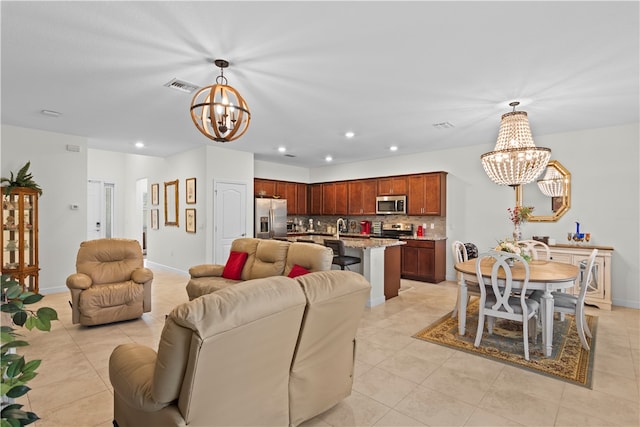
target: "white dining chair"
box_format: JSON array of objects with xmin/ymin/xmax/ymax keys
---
[
  {"xmin": 517, "ymin": 239, "xmax": 551, "ymax": 261},
  {"xmin": 530, "ymin": 248, "xmax": 598, "ymax": 351},
  {"xmin": 451, "ymin": 241, "xmax": 481, "ymax": 318},
  {"xmin": 474, "ymin": 251, "xmax": 539, "ymax": 360}
]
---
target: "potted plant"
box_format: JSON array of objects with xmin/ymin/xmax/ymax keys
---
[
  {"xmin": 1, "ymin": 162, "xmax": 43, "ymax": 196},
  {"xmin": 1, "ymin": 274, "xmax": 58, "ymax": 426}
]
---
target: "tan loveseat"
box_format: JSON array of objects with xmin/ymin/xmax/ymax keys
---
[
  {"xmin": 186, "ymin": 237, "xmax": 333, "ymax": 300},
  {"xmin": 66, "ymin": 238, "xmax": 153, "ymax": 326},
  {"xmin": 109, "ymin": 270, "xmax": 371, "ymax": 427}
]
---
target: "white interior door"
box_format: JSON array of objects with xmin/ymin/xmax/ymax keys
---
[
  {"xmin": 214, "ymin": 181, "xmax": 247, "ymax": 264},
  {"xmin": 87, "ymin": 180, "xmax": 114, "ymax": 240}
]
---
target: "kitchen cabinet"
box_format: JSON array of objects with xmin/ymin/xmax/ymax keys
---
[
  {"xmin": 254, "ymin": 179, "xmax": 277, "ymax": 197},
  {"xmin": 296, "ymin": 183, "xmax": 308, "ymax": 215},
  {"xmin": 322, "ymin": 182, "xmax": 348, "ymax": 215},
  {"xmin": 407, "ymin": 172, "xmax": 447, "ymax": 216},
  {"xmin": 548, "ymin": 244, "xmax": 612, "ymax": 310},
  {"xmin": 384, "ymin": 245, "xmax": 401, "ymax": 299},
  {"xmin": 2, "ymin": 187, "xmax": 39, "ymax": 292},
  {"xmin": 309, "ymin": 184, "xmax": 323, "ymax": 215},
  {"xmin": 347, "ymin": 179, "xmax": 377, "ymax": 215},
  {"xmin": 377, "ymin": 176, "xmax": 407, "ymax": 195},
  {"xmin": 275, "ymin": 181, "xmax": 298, "ymax": 213},
  {"xmin": 401, "ymin": 239, "xmax": 446, "ymax": 283}
]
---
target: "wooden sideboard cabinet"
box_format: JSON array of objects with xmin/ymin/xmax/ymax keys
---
[
  {"xmin": 548, "ymin": 244, "xmax": 613, "ymax": 310},
  {"xmin": 401, "ymin": 239, "xmax": 446, "ymax": 283}
]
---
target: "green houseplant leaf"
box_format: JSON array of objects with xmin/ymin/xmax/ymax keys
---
[{"xmin": 1, "ymin": 275, "xmax": 57, "ymax": 426}]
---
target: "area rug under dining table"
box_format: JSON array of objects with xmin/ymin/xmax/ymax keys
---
[{"xmin": 413, "ymin": 299, "xmax": 597, "ymax": 388}]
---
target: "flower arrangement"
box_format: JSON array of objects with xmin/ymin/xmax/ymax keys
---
[
  {"xmin": 495, "ymin": 238, "xmax": 532, "ymax": 262},
  {"xmin": 507, "ymin": 205, "xmax": 534, "ymax": 225}
]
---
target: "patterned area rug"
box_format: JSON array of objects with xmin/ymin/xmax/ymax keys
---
[{"xmin": 413, "ymin": 299, "xmax": 597, "ymax": 388}]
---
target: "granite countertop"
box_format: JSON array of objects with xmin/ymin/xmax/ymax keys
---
[
  {"xmin": 400, "ymin": 236, "xmax": 448, "ymax": 241},
  {"xmin": 287, "ymin": 235, "xmax": 404, "ymax": 248}
]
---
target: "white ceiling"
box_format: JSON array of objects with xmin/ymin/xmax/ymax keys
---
[{"xmin": 2, "ymin": 1, "xmax": 638, "ymax": 168}]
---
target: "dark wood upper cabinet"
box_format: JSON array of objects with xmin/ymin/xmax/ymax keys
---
[
  {"xmin": 334, "ymin": 182, "xmax": 348, "ymax": 215},
  {"xmin": 296, "ymin": 183, "xmax": 308, "ymax": 215},
  {"xmin": 407, "ymin": 172, "xmax": 447, "ymax": 216},
  {"xmin": 377, "ymin": 176, "xmax": 407, "ymax": 195},
  {"xmin": 309, "ymin": 184, "xmax": 323, "ymax": 215},
  {"xmin": 254, "ymin": 179, "xmax": 276, "ymax": 197},
  {"xmin": 348, "ymin": 179, "xmax": 377, "ymax": 215}
]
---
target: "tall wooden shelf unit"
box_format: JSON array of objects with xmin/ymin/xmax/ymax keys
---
[{"xmin": 1, "ymin": 187, "xmax": 39, "ymax": 293}]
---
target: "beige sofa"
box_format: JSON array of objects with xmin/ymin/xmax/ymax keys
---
[
  {"xmin": 186, "ymin": 237, "xmax": 333, "ymax": 300},
  {"xmin": 66, "ymin": 238, "xmax": 153, "ymax": 326},
  {"xmin": 109, "ymin": 270, "xmax": 371, "ymax": 427}
]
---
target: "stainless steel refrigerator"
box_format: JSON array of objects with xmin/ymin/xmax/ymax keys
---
[{"xmin": 255, "ymin": 198, "xmax": 287, "ymax": 239}]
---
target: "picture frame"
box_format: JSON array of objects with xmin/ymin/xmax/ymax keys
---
[
  {"xmin": 164, "ymin": 179, "xmax": 179, "ymax": 227},
  {"xmin": 551, "ymin": 196, "xmax": 563, "ymax": 213},
  {"xmin": 185, "ymin": 208, "xmax": 196, "ymax": 233},
  {"xmin": 151, "ymin": 183, "xmax": 159, "ymax": 206},
  {"xmin": 186, "ymin": 177, "xmax": 196, "ymax": 204},
  {"xmin": 151, "ymin": 209, "xmax": 159, "ymax": 230}
]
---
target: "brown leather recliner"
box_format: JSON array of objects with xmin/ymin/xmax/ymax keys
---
[
  {"xmin": 66, "ymin": 238, "xmax": 153, "ymax": 326},
  {"xmin": 109, "ymin": 270, "xmax": 371, "ymax": 426}
]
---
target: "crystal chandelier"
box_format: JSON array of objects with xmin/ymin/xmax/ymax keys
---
[
  {"xmin": 537, "ymin": 166, "xmax": 565, "ymax": 197},
  {"xmin": 480, "ymin": 102, "xmax": 551, "ymax": 187},
  {"xmin": 190, "ymin": 59, "xmax": 251, "ymax": 142}
]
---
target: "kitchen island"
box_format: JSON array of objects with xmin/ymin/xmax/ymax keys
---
[{"xmin": 287, "ymin": 235, "xmax": 405, "ymax": 307}]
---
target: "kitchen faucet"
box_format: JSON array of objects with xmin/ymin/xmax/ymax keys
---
[{"xmin": 336, "ymin": 218, "xmax": 346, "ymax": 239}]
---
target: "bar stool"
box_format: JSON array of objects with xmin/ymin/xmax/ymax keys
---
[{"xmin": 323, "ymin": 239, "xmax": 361, "ymax": 270}]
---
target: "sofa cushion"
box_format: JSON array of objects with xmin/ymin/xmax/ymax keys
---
[
  {"xmin": 244, "ymin": 239, "xmax": 290, "ymax": 280},
  {"xmin": 288, "ymin": 264, "xmax": 311, "ymax": 278},
  {"xmin": 222, "ymin": 251, "xmax": 248, "ymax": 280},
  {"xmin": 284, "ymin": 242, "xmax": 333, "ymax": 276}
]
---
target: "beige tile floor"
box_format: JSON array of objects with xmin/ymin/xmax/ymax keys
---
[{"xmin": 13, "ymin": 268, "xmax": 640, "ymax": 426}]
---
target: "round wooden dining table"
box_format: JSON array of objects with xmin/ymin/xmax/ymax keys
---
[{"xmin": 454, "ymin": 257, "xmax": 579, "ymax": 357}]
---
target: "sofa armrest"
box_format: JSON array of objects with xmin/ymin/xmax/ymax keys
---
[
  {"xmin": 109, "ymin": 343, "xmax": 169, "ymax": 412},
  {"xmin": 132, "ymin": 267, "xmax": 154, "ymax": 284},
  {"xmin": 189, "ymin": 264, "xmax": 224, "ymax": 278},
  {"xmin": 66, "ymin": 273, "xmax": 92, "ymax": 290}
]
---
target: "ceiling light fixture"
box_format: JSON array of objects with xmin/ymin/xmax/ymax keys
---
[
  {"xmin": 135, "ymin": 142, "xmax": 145, "ymax": 148},
  {"xmin": 537, "ymin": 166, "xmax": 565, "ymax": 197},
  {"xmin": 480, "ymin": 101, "xmax": 551, "ymax": 188},
  {"xmin": 345, "ymin": 131, "xmax": 355, "ymax": 138},
  {"xmin": 190, "ymin": 59, "xmax": 251, "ymax": 143},
  {"xmin": 325, "ymin": 155, "xmax": 333, "ymax": 162},
  {"xmin": 278, "ymin": 147, "xmax": 286, "ymax": 153},
  {"xmin": 390, "ymin": 145, "xmax": 398, "ymax": 152}
]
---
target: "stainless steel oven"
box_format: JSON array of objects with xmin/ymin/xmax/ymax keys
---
[{"xmin": 376, "ymin": 195, "xmax": 406, "ymax": 215}]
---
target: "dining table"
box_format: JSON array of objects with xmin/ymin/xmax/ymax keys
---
[{"xmin": 454, "ymin": 257, "xmax": 579, "ymax": 357}]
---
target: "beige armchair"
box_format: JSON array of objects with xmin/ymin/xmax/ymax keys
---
[{"xmin": 66, "ymin": 238, "xmax": 152, "ymax": 326}]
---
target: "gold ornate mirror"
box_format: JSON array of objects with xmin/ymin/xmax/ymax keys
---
[
  {"xmin": 164, "ymin": 179, "xmax": 179, "ymax": 226},
  {"xmin": 516, "ymin": 160, "xmax": 571, "ymax": 222}
]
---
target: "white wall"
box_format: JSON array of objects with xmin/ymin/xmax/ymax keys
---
[
  {"xmin": 254, "ymin": 160, "xmax": 310, "ymax": 183},
  {"xmin": 2, "ymin": 125, "xmax": 88, "ymax": 294}
]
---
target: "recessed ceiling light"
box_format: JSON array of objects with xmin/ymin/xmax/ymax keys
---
[
  {"xmin": 325, "ymin": 155, "xmax": 333, "ymax": 162},
  {"xmin": 345, "ymin": 131, "xmax": 355, "ymax": 138},
  {"xmin": 390, "ymin": 145, "xmax": 398, "ymax": 152},
  {"xmin": 135, "ymin": 141, "xmax": 145, "ymax": 148},
  {"xmin": 41, "ymin": 109, "xmax": 61, "ymax": 117},
  {"xmin": 278, "ymin": 146, "xmax": 286, "ymax": 153}
]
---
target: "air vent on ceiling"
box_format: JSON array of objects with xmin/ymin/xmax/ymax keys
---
[
  {"xmin": 164, "ymin": 78, "xmax": 199, "ymax": 94},
  {"xmin": 432, "ymin": 121, "xmax": 455, "ymax": 129},
  {"xmin": 284, "ymin": 154, "xmax": 296, "ymax": 158}
]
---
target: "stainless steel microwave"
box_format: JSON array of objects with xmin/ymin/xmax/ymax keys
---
[{"xmin": 376, "ymin": 195, "xmax": 406, "ymax": 215}]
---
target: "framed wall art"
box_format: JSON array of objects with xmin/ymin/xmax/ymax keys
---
[
  {"xmin": 186, "ymin": 177, "xmax": 196, "ymax": 204},
  {"xmin": 164, "ymin": 179, "xmax": 179, "ymax": 226},
  {"xmin": 185, "ymin": 208, "xmax": 196, "ymax": 233},
  {"xmin": 151, "ymin": 183, "xmax": 159, "ymax": 205},
  {"xmin": 151, "ymin": 209, "xmax": 159, "ymax": 230}
]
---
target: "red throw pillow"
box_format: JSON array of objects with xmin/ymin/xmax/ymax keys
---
[
  {"xmin": 288, "ymin": 264, "xmax": 311, "ymax": 278},
  {"xmin": 222, "ymin": 251, "xmax": 248, "ymax": 280}
]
